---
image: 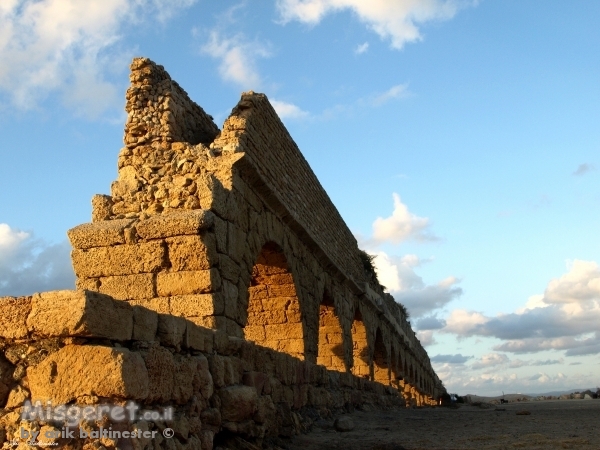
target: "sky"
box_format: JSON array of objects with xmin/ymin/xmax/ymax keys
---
[{"xmin": 0, "ymin": 0, "xmax": 599, "ymax": 397}]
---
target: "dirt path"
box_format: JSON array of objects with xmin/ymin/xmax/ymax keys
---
[{"xmin": 284, "ymin": 399, "xmax": 599, "ymax": 450}]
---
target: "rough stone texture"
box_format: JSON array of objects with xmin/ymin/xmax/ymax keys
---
[
  {"xmin": 136, "ymin": 209, "xmax": 214, "ymax": 239},
  {"xmin": 27, "ymin": 345, "xmax": 149, "ymax": 403},
  {"xmin": 26, "ymin": 290, "xmax": 133, "ymax": 340},
  {"xmin": 0, "ymin": 57, "xmax": 446, "ymax": 449},
  {"xmin": 67, "ymin": 218, "xmax": 134, "ymax": 249},
  {"xmin": 0, "ymin": 296, "xmax": 31, "ymax": 339}
]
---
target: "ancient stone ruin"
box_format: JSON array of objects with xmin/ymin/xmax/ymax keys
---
[{"xmin": 0, "ymin": 58, "xmax": 445, "ymax": 449}]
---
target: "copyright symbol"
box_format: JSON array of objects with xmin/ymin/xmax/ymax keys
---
[{"xmin": 163, "ymin": 428, "xmax": 174, "ymax": 439}]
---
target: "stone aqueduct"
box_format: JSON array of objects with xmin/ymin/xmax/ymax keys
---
[{"xmin": 0, "ymin": 58, "xmax": 444, "ymax": 448}]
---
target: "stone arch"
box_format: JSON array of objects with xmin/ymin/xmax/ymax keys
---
[
  {"xmin": 372, "ymin": 328, "xmax": 389, "ymax": 384},
  {"xmin": 350, "ymin": 307, "xmax": 370, "ymax": 378},
  {"xmin": 244, "ymin": 241, "xmax": 305, "ymax": 359},
  {"xmin": 390, "ymin": 344, "xmax": 400, "ymax": 390},
  {"xmin": 317, "ymin": 289, "xmax": 346, "ymax": 371}
]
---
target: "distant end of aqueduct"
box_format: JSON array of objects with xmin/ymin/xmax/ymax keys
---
[{"xmin": 0, "ymin": 58, "xmax": 445, "ymax": 449}]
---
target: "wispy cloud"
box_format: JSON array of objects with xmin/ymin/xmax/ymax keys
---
[
  {"xmin": 572, "ymin": 163, "xmax": 594, "ymax": 176},
  {"xmin": 276, "ymin": 0, "xmax": 475, "ymax": 50},
  {"xmin": 431, "ymin": 353, "xmax": 472, "ymax": 364},
  {"xmin": 200, "ymin": 30, "xmax": 271, "ymax": 90},
  {"xmin": 0, "ymin": 0, "xmax": 197, "ymax": 118},
  {"xmin": 355, "ymin": 41, "xmax": 369, "ymax": 54},
  {"xmin": 368, "ymin": 84, "xmax": 409, "ymax": 106},
  {"xmin": 0, "ymin": 223, "xmax": 75, "ymax": 296}
]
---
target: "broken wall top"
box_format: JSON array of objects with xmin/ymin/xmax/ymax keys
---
[{"xmin": 110, "ymin": 57, "xmax": 365, "ymax": 285}]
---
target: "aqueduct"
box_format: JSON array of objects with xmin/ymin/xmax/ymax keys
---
[{"xmin": 0, "ymin": 58, "xmax": 444, "ymax": 449}]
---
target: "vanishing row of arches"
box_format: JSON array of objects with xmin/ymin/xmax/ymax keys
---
[{"xmin": 242, "ymin": 242, "xmax": 437, "ymax": 401}]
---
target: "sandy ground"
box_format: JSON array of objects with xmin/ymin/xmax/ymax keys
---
[{"xmin": 284, "ymin": 399, "xmax": 599, "ymax": 450}]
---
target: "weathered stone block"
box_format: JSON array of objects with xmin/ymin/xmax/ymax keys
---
[
  {"xmin": 242, "ymin": 371, "xmax": 268, "ymax": 395},
  {"xmin": 141, "ymin": 345, "xmax": 174, "ymax": 402},
  {"xmin": 28, "ymin": 345, "xmax": 149, "ymax": 403},
  {"xmin": 91, "ymin": 194, "xmax": 113, "ymax": 222},
  {"xmin": 67, "ymin": 219, "xmax": 133, "ymax": 249},
  {"xmin": 156, "ymin": 269, "xmax": 220, "ymax": 296},
  {"xmin": 218, "ymin": 385, "xmax": 258, "ymax": 422},
  {"xmin": 98, "ymin": 273, "xmax": 155, "ymax": 300},
  {"xmin": 132, "ymin": 305, "xmax": 158, "ymax": 341},
  {"xmin": 136, "ymin": 209, "xmax": 214, "ymax": 239},
  {"xmin": 218, "ymin": 253, "xmax": 241, "ymax": 282},
  {"xmin": 166, "ymin": 234, "xmax": 216, "ymax": 271},
  {"xmin": 170, "ymin": 293, "xmax": 224, "ymax": 317},
  {"xmin": 27, "ymin": 290, "xmax": 133, "ymax": 341},
  {"xmin": 213, "ymin": 216, "xmax": 228, "ymax": 253},
  {"xmin": 0, "ymin": 296, "xmax": 31, "ymax": 339},
  {"xmin": 128, "ymin": 297, "xmax": 170, "ymax": 314},
  {"xmin": 157, "ymin": 314, "xmax": 187, "ymax": 347},
  {"xmin": 71, "ymin": 241, "xmax": 166, "ymax": 277}
]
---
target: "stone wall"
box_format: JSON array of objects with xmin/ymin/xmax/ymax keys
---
[{"xmin": 0, "ymin": 58, "xmax": 445, "ymax": 449}]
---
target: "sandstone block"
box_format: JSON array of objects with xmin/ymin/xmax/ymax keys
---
[
  {"xmin": 218, "ymin": 253, "xmax": 241, "ymax": 282},
  {"xmin": 67, "ymin": 219, "xmax": 133, "ymax": 249},
  {"xmin": 213, "ymin": 216, "xmax": 228, "ymax": 254},
  {"xmin": 136, "ymin": 210, "xmax": 214, "ymax": 239},
  {"xmin": 91, "ymin": 194, "xmax": 113, "ymax": 222},
  {"xmin": 227, "ymin": 222, "xmax": 247, "ymax": 264},
  {"xmin": 242, "ymin": 371, "xmax": 268, "ymax": 395},
  {"xmin": 132, "ymin": 305, "xmax": 158, "ymax": 341},
  {"xmin": 128, "ymin": 297, "xmax": 170, "ymax": 314},
  {"xmin": 141, "ymin": 345, "xmax": 174, "ymax": 402},
  {"xmin": 0, "ymin": 296, "xmax": 31, "ymax": 339},
  {"xmin": 172, "ymin": 356, "xmax": 197, "ymax": 404},
  {"xmin": 27, "ymin": 290, "xmax": 133, "ymax": 341},
  {"xmin": 218, "ymin": 385, "xmax": 258, "ymax": 422},
  {"xmin": 170, "ymin": 293, "xmax": 224, "ymax": 317},
  {"xmin": 193, "ymin": 354, "xmax": 214, "ymax": 400},
  {"xmin": 157, "ymin": 314, "xmax": 187, "ymax": 347},
  {"xmin": 156, "ymin": 269, "xmax": 220, "ymax": 296},
  {"xmin": 28, "ymin": 345, "xmax": 149, "ymax": 403},
  {"xmin": 166, "ymin": 234, "xmax": 216, "ymax": 271},
  {"xmin": 71, "ymin": 241, "xmax": 166, "ymax": 277},
  {"xmin": 264, "ymin": 323, "xmax": 303, "ymax": 340},
  {"xmin": 98, "ymin": 273, "xmax": 155, "ymax": 300}
]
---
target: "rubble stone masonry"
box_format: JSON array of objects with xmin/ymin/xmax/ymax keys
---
[{"xmin": 0, "ymin": 58, "xmax": 445, "ymax": 449}]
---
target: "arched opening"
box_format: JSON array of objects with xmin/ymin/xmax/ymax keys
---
[
  {"xmin": 317, "ymin": 291, "xmax": 345, "ymax": 371},
  {"xmin": 244, "ymin": 242, "xmax": 304, "ymax": 359},
  {"xmin": 350, "ymin": 308, "xmax": 370, "ymax": 378},
  {"xmin": 373, "ymin": 329, "xmax": 389, "ymax": 384}
]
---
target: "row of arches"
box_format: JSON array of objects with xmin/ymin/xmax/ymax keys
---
[{"xmin": 240, "ymin": 241, "xmax": 437, "ymax": 402}]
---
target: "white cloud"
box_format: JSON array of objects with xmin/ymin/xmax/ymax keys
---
[
  {"xmin": 369, "ymin": 84, "xmax": 409, "ymax": 106},
  {"xmin": 470, "ymin": 353, "xmax": 509, "ymax": 370},
  {"xmin": 0, "ymin": 224, "xmax": 75, "ymax": 296},
  {"xmin": 201, "ymin": 30, "xmax": 271, "ymax": 90},
  {"xmin": 0, "ymin": 0, "xmax": 196, "ymax": 117},
  {"xmin": 372, "ymin": 193, "xmax": 439, "ymax": 244},
  {"xmin": 355, "ymin": 41, "xmax": 369, "ymax": 54},
  {"xmin": 416, "ymin": 329, "xmax": 437, "ymax": 346},
  {"xmin": 270, "ymin": 99, "xmax": 310, "ymax": 119},
  {"xmin": 442, "ymin": 260, "xmax": 600, "ymax": 355},
  {"xmin": 276, "ymin": 0, "xmax": 474, "ymax": 49},
  {"xmin": 369, "ymin": 251, "xmax": 461, "ymax": 317}
]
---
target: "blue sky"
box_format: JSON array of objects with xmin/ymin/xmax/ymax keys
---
[{"xmin": 1, "ymin": 0, "xmax": 599, "ymax": 396}]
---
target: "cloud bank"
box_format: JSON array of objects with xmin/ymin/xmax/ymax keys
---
[
  {"xmin": 0, "ymin": 223, "xmax": 75, "ymax": 296},
  {"xmin": 443, "ymin": 260, "xmax": 600, "ymax": 355}
]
